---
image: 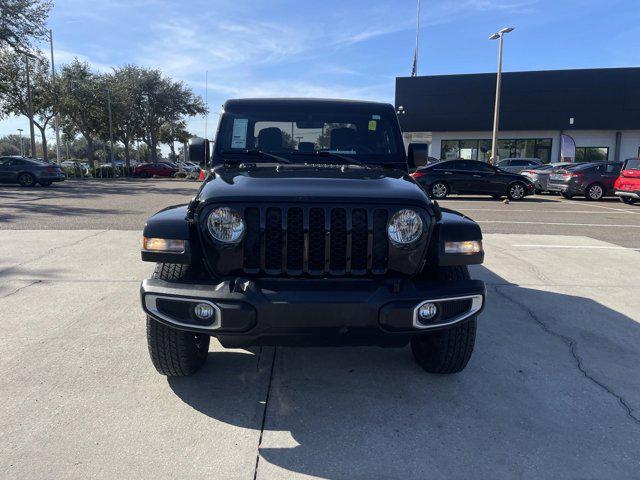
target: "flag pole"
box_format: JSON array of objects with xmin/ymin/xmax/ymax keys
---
[{"xmin": 412, "ymin": 0, "xmax": 421, "ymax": 76}]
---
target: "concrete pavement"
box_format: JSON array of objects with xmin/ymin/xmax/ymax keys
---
[{"xmin": 1, "ymin": 230, "xmax": 639, "ymax": 479}]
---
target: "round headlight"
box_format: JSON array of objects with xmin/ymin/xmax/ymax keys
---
[
  {"xmin": 207, "ymin": 207, "xmax": 245, "ymax": 243},
  {"xmin": 387, "ymin": 209, "xmax": 423, "ymax": 245}
]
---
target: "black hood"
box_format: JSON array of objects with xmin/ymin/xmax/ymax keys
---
[{"xmin": 196, "ymin": 164, "xmax": 431, "ymax": 206}]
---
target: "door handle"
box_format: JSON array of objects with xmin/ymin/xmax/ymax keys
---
[
  {"xmin": 472, "ymin": 174, "xmax": 481, "ymax": 178},
  {"xmin": 444, "ymin": 171, "xmax": 453, "ymax": 175}
]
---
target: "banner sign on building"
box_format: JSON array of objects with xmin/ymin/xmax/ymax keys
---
[{"xmin": 560, "ymin": 134, "xmax": 576, "ymax": 161}]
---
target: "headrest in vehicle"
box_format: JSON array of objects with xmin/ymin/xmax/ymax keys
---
[
  {"xmin": 257, "ymin": 127, "xmax": 283, "ymax": 150},
  {"xmin": 298, "ymin": 142, "xmax": 315, "ymax": 152},
  {"xmin": 330, "ymin": 127, "xmax": 357, "ymax": 150}
]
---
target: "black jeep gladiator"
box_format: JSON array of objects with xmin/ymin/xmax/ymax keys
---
[{"xmin": 140, "ymin": 98, "xmax": 486, "ymax": 376}]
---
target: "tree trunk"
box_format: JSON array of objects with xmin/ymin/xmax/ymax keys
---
[
  {"xmin": 38, "ymin": 126, "xmax": 48, "ymax": 162},
  {"xmin": 169, "ymin": 141, "xmax": 176, "ymax": 161},
  {"xmin": 85, "ymin": 135, "xmax": 96, "ymax": 170},
  {"xmin": 123, "ymin": 138, "xmax": 131, "ymax": 170}
]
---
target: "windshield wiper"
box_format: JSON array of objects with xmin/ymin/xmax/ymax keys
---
[
  {"xmin": 297, "ymin": 151, "xmax": 368, "ymax": 168},
  {"xmin": 220, "ymin": 149, "xmax": 292, "ymax": 164}
]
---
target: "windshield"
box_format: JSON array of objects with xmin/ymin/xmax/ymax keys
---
[{"xmin": 215, "ymin": 106, "xmax": 403, "ymax": 165}]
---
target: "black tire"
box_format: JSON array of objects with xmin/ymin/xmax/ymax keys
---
[
  {"xmin": 561, "ymin": 192, "xmax": 573, "ymax": 199},
  {"xmin": 18, "ymin": 172, "xmax": 36, "ymax": 187},
  {"xmin": 139, "ymin": 171, "xmax": 149, "ymax": 178},
  {"xmin": 146, "ymin": 263, "xmax": 210, "ymax": 376},
  {"xmin": 619, "ymin": 196, "xmax": 637, "ymax": 205},
  {"xmin": 38, "ymin": 181, "xmax": 52, "ymax": 187},
  {"xmin": 430, "ymin": 181, "xmax": 449, "ymax": 199},
  {"xmin": 585, "ymin": 183, "xmax": 604, "ymax": 201},
  {"xmin": 411, "ymin": 265, "xmax": 477, "ymax": 374},
  {"xmin": 507, "ymin": 182, "xmax": 526, "ymax": 200}
]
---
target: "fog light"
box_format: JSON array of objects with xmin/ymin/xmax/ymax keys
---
[
  {"xmin": 194, "ymin": 303, "xmax": 215, "ymax": 320},
  {"xmin": 418, "ymin": 302, "xmax": 438, "ymax": 321}
]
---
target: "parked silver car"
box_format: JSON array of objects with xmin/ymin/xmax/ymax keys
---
[
  {"xmin": 520, "ymin": 162, "xmax": 575, "ymax": 193},
  {"xmin": 0, "ymin": 156, "xmax": 65, "ymax": 187},
  {"xmin": 497, "ymin": 158, "xmax": 542, "ymax": 173}
]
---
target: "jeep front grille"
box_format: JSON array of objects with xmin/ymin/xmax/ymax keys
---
[{"xmin": 242, "ymin": 206, "xmax": 390, "ymax": 276}]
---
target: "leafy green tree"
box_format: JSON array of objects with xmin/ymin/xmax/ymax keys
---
[
  {"xmin": 0, "ymin": 0, "xmax": 52, "ymax": 52},
  {"xmin": 0, "ymin": 49, "xmax": 56, "ymax": 160},
  {"xmin": 159, "ymin": 120, "xmax": 191, "ymax": 161},
  {"xmin": 137, "ymin": 69, "xmax": 206, "ymax": 162},
  {"xmin": 58, "ymin": 60, "xmax": 108, "ymax": 168}
]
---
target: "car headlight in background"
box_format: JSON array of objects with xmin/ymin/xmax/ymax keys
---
[
  {"xmin": 207, "ymin": 207, "xmax": 245, "ymax": 243},
  {"xmin": 387, "ymin": 209, "xmax": 423, "ymax": 245},
  {"xmin": 444, "ymin": 240, "xmax": 483, "ymax": 254}
]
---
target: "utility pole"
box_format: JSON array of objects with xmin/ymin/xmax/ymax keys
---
[
  {"xmin": 204, "ymin": 70, "xmax": 208, "ymax": 139},
  {"xmin": 106, "ymin": 88, "xmax": 115, "ymax": 166},
  {"xmin": 411, "ymin": 0, "xmax": 421, "ymax": 76},
  {"xmin": 25, "ymin": 54, "xmax": 37, "ymax": 158},
  {"xmin": 489, "ymin": 27, "xmax": 515, "ymax": 165},
  {"xmin": 49, "ymin": 29, "xmax": 62, "ymax": 164},
  {"xmin": 18, "ymin": 129, "xmax": 24, "ymax": 156}
]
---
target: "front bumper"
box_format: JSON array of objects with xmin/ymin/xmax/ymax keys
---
[{"xmin": 140, "ymin": 277, "xmax": 486, "ymax": 347}]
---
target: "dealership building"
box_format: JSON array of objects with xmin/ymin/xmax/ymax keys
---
[{"xmin": 395, "ymin": 67, "xmax": 640, "ymax": 164}]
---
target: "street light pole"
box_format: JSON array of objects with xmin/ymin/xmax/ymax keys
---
[
  {"xmin": 106, "ymin": 89, "xmax": 115, "ymax": 166},
  {"xmin": 49, "ymin": 29, "xmax": 62, "ymax": 164},
  {"xmin": 18, "ymin": 129, "xmax": 24, "ymax": 156},
  {"xmin": 25, "ymin": 54, "xmax": 37, "ymax": 158},
  {"xmin": 489, "ymin": 27, "xmax": 514, "ymax": 165}
]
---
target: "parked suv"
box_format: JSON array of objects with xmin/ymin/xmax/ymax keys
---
[
  {"xmin": 0, "ymin": 156, "xmax": 65, "ymax": 186},
  {"xmin": 140, "ymin": 98, "xmax": 486, "ymax": 377},
  {"xmin": 548, "ymin": 162, "xmax": 622, "ymax": 200},
  {"xmin": 133, "ymin": 162, "xmax": 178, "ymax": 178},
  {"xmin": 614, "ymin": 158, "xmax": 640, "ymax": 205},
  {"xmin": 411, "ymin": 159, "xmax": 535, "ymax": 200},
  {"xmin": 497, "ymin": 158, "xmax": 542, "ymax": 173}
]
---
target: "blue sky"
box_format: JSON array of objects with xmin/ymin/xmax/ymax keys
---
[{"xmin": 2, "ymin": 0, "xmax": 639, "ymax": 146}]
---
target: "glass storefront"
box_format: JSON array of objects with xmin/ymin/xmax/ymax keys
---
[
  {"xmin": 440, "ymin": 138, "xmax": 553, "ymax": 163},
  {"xmin": 575, "ymin": 147, "xmax": 609, "ymax": 162}
]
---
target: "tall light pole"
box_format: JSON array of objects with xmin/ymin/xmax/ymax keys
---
[
  {"xmin": 106, "ymin": 88, "xmax": 115, "ymax": 166},
  {"xmin": 488, "ymin": 27, "xmax": 514, "ymax": 165},
  {"xmin": 24, "ymin": 53, "xmax": 37, "ymax": 158},
  {"xmin": 17, "ymin": 128, "xmax": 24, "ymax": 156},
  {"xmin": 49, "ymin": 29, "xmax": 62, "ymax": 164}
]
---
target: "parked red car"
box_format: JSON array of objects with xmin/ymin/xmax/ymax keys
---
[
  {"xmin": 133, "ymin": 162, "xmax": 178, "ymax": 178},
  {"xmin": 614, "ymin": 158, "xmax": 640, "ymax": 205}
]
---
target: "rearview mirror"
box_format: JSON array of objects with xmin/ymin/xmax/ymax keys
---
[{"xmin": 407, "ymin": 143, "xmax": 429, "ymax": 169}]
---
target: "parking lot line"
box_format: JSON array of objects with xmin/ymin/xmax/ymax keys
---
[
  {"xmin": 458, "ymin": 208, "xmax": 637, "ymax": 214},
  {"xmin": 512, "ymin": 244, "xmax": 640, "ymax": 250},
  {"xmin": 479, "ymin": 220, "xmax": 640, "ymax": 228},
  {"xmin": 569, "ymin": 203, "xmax": 640, "ymax": 215}
]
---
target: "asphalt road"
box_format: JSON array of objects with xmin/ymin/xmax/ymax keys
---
[
  {"xmin": 1, "ymin": 179, "xmax": 639, "ymax": 249},
  {"xmin": 2, "ymin": 179, "xmax": 640, "ymax": 479}
]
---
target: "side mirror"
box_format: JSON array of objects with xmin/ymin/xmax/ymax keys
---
[
  {"xmin": 188, "ymin": 137, "xmax": 211, "ymax": 169},
  {"xmin": 407, "ymin": 142, "xmax": 429, "ymax": 169}
]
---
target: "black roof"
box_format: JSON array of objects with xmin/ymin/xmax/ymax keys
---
[
  {"xmin": 223, "ymin": 98, "xmax": 395, "ymax": 113},
  {"xmin": 396, "ymin": 67, "xmax": 640, "ymax": 132}
]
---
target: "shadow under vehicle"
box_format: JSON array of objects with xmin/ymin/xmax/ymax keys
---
[{"xmin": 139, "ymin": 98, "xmax": 487, "ymax": 377}]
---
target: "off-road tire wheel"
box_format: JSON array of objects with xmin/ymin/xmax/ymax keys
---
[
  {"xmin": 507, "ymin": 182, "xmax": 526, "ymax": 200},
  {"xmin": 430, "ymin": 181, "xmax": 449, "ymax": 199},
  {"xmin": 620, "ymin": 196, "xmax": 637, "ymax": 205},
  {"xmin": 18, "ymin": 172, "xmax": 36, "ymax": 187},
  {"xmin": 585, "ymin": 183, "xmax": 604, "ymax": 201},
  {"xmin": 411, "ymin": 265, "xmax": 477, "ymax": 374},
  {"xmin": 146, "ymin": 263, "xmax": 210, "ymax": 376}
]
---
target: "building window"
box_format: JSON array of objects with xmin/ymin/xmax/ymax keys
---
[
  {"xmin": 575, "ymin": 147, "xmax": 609, "ymax": 163},
  {"xmin": 440, "ymin": 138, "xmax": 553, "ymax": 162}
]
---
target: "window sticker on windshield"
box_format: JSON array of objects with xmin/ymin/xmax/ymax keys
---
[
  {"xmin": 372, "ymin": 114, "xmax": 381, "ymax": 120},
  {"xmin": 231, "ymin": 118, "xmax": 248, "ymax": 148},
  {"xmin": 368, "ymin": 120, "xmax": 377, "ymax": 131}
]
